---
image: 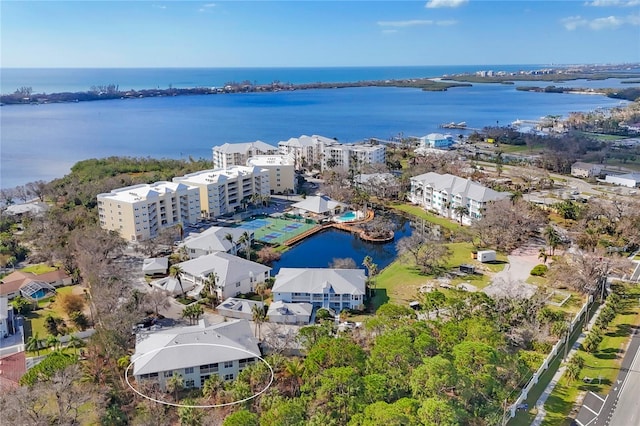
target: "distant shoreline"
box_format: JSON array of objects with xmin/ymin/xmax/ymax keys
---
[{"xmin": 3, "ymin": 65, "xmax": 640, "ymax": 106}]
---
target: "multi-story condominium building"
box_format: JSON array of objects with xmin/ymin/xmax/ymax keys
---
[
  {"xmin": 409, "ymin": 172, "xmax": 509, "ymax": 225},
  {"xmin": 322, "ymin": 143, "xmax": 386, "ymax": 172},
  {"xmin": 246, "ymin": 155, "xmax": 296, "ymax": 195},
  {"xmin": 278, "ymin": 134, "xmax": 337, "ymax": 169},
  {"xmin": 97, "ymin": 182, "xmax": 201, "ymax": 241},
  {"xmin": 272, "ymin": 268, "xmax": 366, "ymax": 312},
  {"xmin": 133, "ymin": 319, "xmax": 259, "ymax": 390},
  {"xmin": 212, "ymin": 141, "xmax": 278, "ymax": 169},
  {"xmin": 173, "ymin": 166, "xmax": 270, "ymax": 218}
]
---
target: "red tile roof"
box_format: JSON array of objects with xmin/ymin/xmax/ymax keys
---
[{"xmin": 0, "ymin": 352, "xmax": 26, "ymax": 392}]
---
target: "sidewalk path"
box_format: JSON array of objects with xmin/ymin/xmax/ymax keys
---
[{"xmin": 531, "ymin": 304, "xmax": 604, "ymax": 426}]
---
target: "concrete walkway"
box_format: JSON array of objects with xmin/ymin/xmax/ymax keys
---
[{"xmin": 531, "ymin": 304, "xmax": 604, "ymax": 426}]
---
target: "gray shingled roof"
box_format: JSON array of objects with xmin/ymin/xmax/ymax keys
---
[
  {"xmin": 411, "ymin": 172, "xmax": 509, "ymax": 203},
  {"xmin": 273, "ymin": 268, "xmax": 365, "ymax": 295}
]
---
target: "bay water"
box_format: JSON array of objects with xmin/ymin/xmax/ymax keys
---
[{"xmin": 0, "ymin": 67, "xmax": 634, "ymax": 189}]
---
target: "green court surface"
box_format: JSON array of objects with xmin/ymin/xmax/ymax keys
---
[{"xmin": 239, "ymin": 216, "xmax": 318, "ymax": 245}]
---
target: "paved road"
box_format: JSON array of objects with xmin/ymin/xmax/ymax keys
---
[{"xmin": 592, "ymin": 326, "xmax": 640, "ymax": 426}]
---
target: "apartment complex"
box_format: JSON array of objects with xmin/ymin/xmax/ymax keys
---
[
  {"xmin": 322, "ymin": 143, "xmax": 386, "ymax": 172},
  {"xmin": 212, "ymin": 141, "xmax": 278, "ymax": 169},
  {"xmin": 246, "ymin": 155, "xmax": 296, "ymax": 194},
  {"xmin": 278, "ymin": 134, "xmax": 335, "ymax": 169},
  {"xmin": 97, "ymin": 182, "xmax": 201, "ymax": 241},
  {"xmin": 173, "ymin": 166, "xmax": 270, "ymax": 218},
  {"xmin": 409, "ymin": 172, "xmax": 509, "ymax": 225}
]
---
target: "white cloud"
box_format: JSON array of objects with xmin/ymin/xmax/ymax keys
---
[
  {"xmin": 425, "ymin": 0, "xmax": 468, "ymax": 8},
  {"xmin": 377, "ymin": 19, "xmax": 434, "ymax": 27},
  {"xmin": 152, "ymin": 4, "xmax": 167, "ymax": 9},
  {"xmin": 199, "ymin": 3, "xmax": 216, "ymax": 12},
  {"xmin": 436, "ymin": 20, "xmax": 458, "ymax": 26},
  {"xmin": 585, "ymin": 0, "xmax": 640, "ymax": 7},
  {"xmin": 562, "ymin": 13, "xmax": 640, "ymax": 30}
]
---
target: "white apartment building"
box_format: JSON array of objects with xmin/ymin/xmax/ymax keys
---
[
  {"xmin": 322, "ymin": 143, "xmax": 386, "ymax": 172},
  {"xmin": 278, "ymin": 134, "xmax": 337, "ymax": 169},
  {"xmin": 173, "ymin": 166, "xmax": 270, "ymax": 218},
  {"xmin": 409, "ymin": 172, "xmax": 509, "ymax": 225},
  {"xmin": 246, "ymin": 155, "xmax": 296, "ymax": 194},
  {"xmin": 97, "ymin": 182, "xmax": 201, "ymax": 241},
  {"xmin": 212, "ymin": 141, "xmax": 278, "ymax": 169}
]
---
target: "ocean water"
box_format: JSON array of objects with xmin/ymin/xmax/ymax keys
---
[
  {"xmin": 0, "ymin": 67, "xmax": 635, "ymax": 189},
  {"xmin": 1, "ymin": 65, "xmax": 546, "ymax": 95}
]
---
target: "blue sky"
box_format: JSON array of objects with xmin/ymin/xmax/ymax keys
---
[{"xmin": 2, "ymin": 0, "xmax": 639, "ymax": 67}]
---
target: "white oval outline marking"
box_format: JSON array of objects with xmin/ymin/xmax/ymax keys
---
[{"xmin": 124, "ymin": 342, "xmax": 274, "ymax": 408}]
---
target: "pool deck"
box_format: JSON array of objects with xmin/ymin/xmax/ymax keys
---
[{"xmin": 283, "ymin": 210, "xmax": 375, "ymax": 246}]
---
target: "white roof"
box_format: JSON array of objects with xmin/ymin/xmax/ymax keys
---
[
  {"xmin": 614, "ymin": 173, "xmax": 640, "ymax": 181},
  {"xmin": 273, "ymin": 268, "xmax": 366, "ymax": 296},
  {"xmin": 97, "ymin": 181, "xmax": 196, "ymax": 203},
  {"xmin": 216, "ymin": 298, "xmax": 265, "ymax": 315},
  {"xmin": 291, "ymin": 195, "xmax": 346, "ymax": 215},
  {"xmin": 278, "ymin": 134, "xmax": 337, "ymax": 148},
  {"xmin": 267, "ymin": 301, "xmax": 313, "ymax": 317},
  {"xmin": 177, "ymin": 252, "xmax": 271, "ymax": 287},
  {"xmin": 246, "ymin": 155, "xmax": 294, "ymax": 167},
  {"xmin": 179, "ymin": 227, "xmax": 249, "ymax": 253},
  {"xmin": 411, "ymin": 172, "xmax": 510, "ymax": 203},
  {"xmin": 354, "ymin": 173, "xmax": 397, "ymax": 185},
  {"xmin": 214, "ymin": 141, "xmax": 278, "ymax": 154},
  {"xmin": 3, "ymin": 201, "xmax": 49, "ymax": 216},
  {"xmin": 173, "ymin": 166, "xmax": 267, "ymax": 185},
  {"xmin": 142, "ymin": 257, "xmax": 169, "ymax": 273},
  {"xmin": 424, "ymin": 133, "xmax": 452, "ymax": 140},
  {"xmin": 132, "ymin": 319, "xmax": 259, "ymax": 375},
  {"xmin": 150, "ymin": 276, "xmax": 195, "ymax": 295}
]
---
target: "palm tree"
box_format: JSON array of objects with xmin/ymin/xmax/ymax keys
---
[
  {"xmin": 67, "ymin": 334, "xmax": 85, "ymax": 355},
  {"xmin": 204, "ymin": 272, "xmax": 219, "ymax": 308},
  {"xmin": 26, "ymin": 332, "xmax": 44, "ymax": 355},
  {"xmin": 239, "ymin": 231, "xmax": 251, "ymax": 260},
  {"xmin": 175, "ymin": 223, "xmax": 184, "ymax": 241},
  {"xmin": 251, "ymin": 304, "xmax": 268, "ymax": 341},
  {"xmin": 202, "ymin": 374, "xmax": 223, "ymax": 401},
  {"xmin": 453, "ymin": 205, "xmax": 470, "ymax": 225},
  {"xmin": 362, "ymin": 256, "xmax": 378, "ymax": 297},
  {"xmin": 166, "ymin": 372, "xmax": 184, "ymax": 402},
  {"xmin": 538, "ymin": 247, "xmax": 549, "ymax": 265},
  {"xmin": 255, "ymin": 281, "xmax": 267, "ymax": 303},
  {"xmin": 169, "ymin": 264, "xmax": 186, "ymax": 297},
  {"xmin": 224, "ymin": 232, "xmax": 237, "ymax": 255},
  {"xmin": 544, "ymin": 225, "xmax": 562, "ymax": 256},
  {"xmin": 283, "ymin": 358, "xmax": 305, "ymax": 397},
  {"xmin": 46, "ymin": 334, "xmax": 61, "ymax": 351}
]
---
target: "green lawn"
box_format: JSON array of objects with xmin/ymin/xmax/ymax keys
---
[
  {"xmin": 388, "ymin": 203, "xmax": 463, "ymax": 232},
  {"xmin": 540, "ymin": 286, "xmax": 640, "ymax": 425},
  {"xmin": 20, "ymin": 264, "xmax": 58, "ymax": 275}
]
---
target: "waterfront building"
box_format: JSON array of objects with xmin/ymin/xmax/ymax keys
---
[
  {"xmin": 571, "ymin": 162, "xmax": 603, "ymax": 178},
  {"xmin": 409, "ymin": 172, "xmax": 510, "ymax": 225},
  {"xmin": 267, "ymin": 301, "xmax": 313, "ymax": 325},
  {"xmin": 322, "ymin": 143, "xmax": 386, "ymax": 172},
  {"xmin": 419, "ymin": 133, "xmax": 454, "ymax": 149},
  {"xmin": 290, "ymin": 195, "xmax": 346, "ymax": 219},
  {"xmin": 272, "ymin": 268, "xmax": 366, "ymax": 311},
  {"xmin": 216, "ymin": 298, "xmax": 265, "ymax": 321},
  {"xmin": 174, "ymin": 251, "xmax": 271, "ymax": 300},
  {"xmin": 354, "ymin": 173, "xmax": 401, "ymax": 199},
  {"xmin": 212, "ymin": 141, "xmax": 279, "ymax": 169},
  {"xmin": 173, "ymin": 166, "xmax": 270, "ymax": 219},
  {"xmin": 97, "ymin": 182, "xmax": 201, "ymax": 241},
  {"xmin": 246, "ymin": 155, "xmax": 296, "ymax": 195},
  {"xmin": 132, "ymin": 319, "xmax": 259, "ymax": 390},
  {"xmin": 278, "ymin": 134, "xmax": 337, "ymax": 170}
]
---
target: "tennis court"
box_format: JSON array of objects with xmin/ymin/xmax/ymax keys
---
[{"xmin": 239, "ymin": 216, "xmax": 317, "ymax": 245}]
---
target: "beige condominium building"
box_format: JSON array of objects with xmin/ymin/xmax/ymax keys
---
[
  {"xmin": 97, "ymin": 182, "xmax": 201, "ymax": 241},
  {"xmin": 212, "ymin": 141, "xmax": 279, "ymax": 169},
  {"xmin": 173, "ymin": 166, "xmax": 270, "ymax": 218},
  {"xmin": 322, "ymin": 143, "xmax": 386, "ymax": 172},
  {"xmin": 246, "ymin": 155, "xmax": 296, "ymax": 195}
]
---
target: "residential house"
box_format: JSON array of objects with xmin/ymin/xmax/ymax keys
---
[
  {"xmin": 179, "ymin": 227, "xmax": 252, "ymax": 259},
  {"xmin": 216, "ymin": 298, "xmax": 265, "ymax": 321},
  {"xmin": 267, "ymin": 301, "xmax": 313, "ymax": 324},
  {"xmin": 173, "ymin": 166, "xmax": 270, "ymax": 219},
  {"xmin": 605, "ymin": 173, "xmax": 640, "ymax": 188},
  {"xmin": 142, "ymin": 257, "xmax": 169, "ymax": 276},
  {"xmin": 272, "ymin": 268, "xmax": 366, "ymax": 311},
  {"xmin": 132, "ymin": 319, "xmax": 259, "ymax": 390},
  {"xmin": 3, "ymin": 201, "xmax": 49, "ymax": 218},
  {"xmin": 246, "ymin": 155, "xmax": 296, "ymax": 195},
  {"xmin": 0, "ymin": 270, "xmax": 72, "ymax": 300},
  {"xmin": 212, "ymin": 141, "xmax": 279, "ymax": 170},
  {"xmin": 409, "ymin": 172, "xmax": 510, "ymax": 224},
  {"xmin": 571, "ymin": 162, "xmax": 603, "ymax": 178},
  {"xmin": 290, "ymin": 195, "xmax": 346, "ymax": 219},
  {"xmin": 419, "ymin": 133, "xmax": 454, "ymax": 149},
  {"xmin": 0, "ymin": 352, "xmax": 26, "ymax": 393},
  {"xmin": 97, "ymin": 181, "xmax": 201, "ymax": 241},
  {"xmin": 175, "ymin": 252, "xmax": 271, "ymax": 300}
]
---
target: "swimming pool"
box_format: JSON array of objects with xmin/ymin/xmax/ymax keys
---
[{"xmin": 335, "ymin": 211, "xmax": 358, "ymax": 223}]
